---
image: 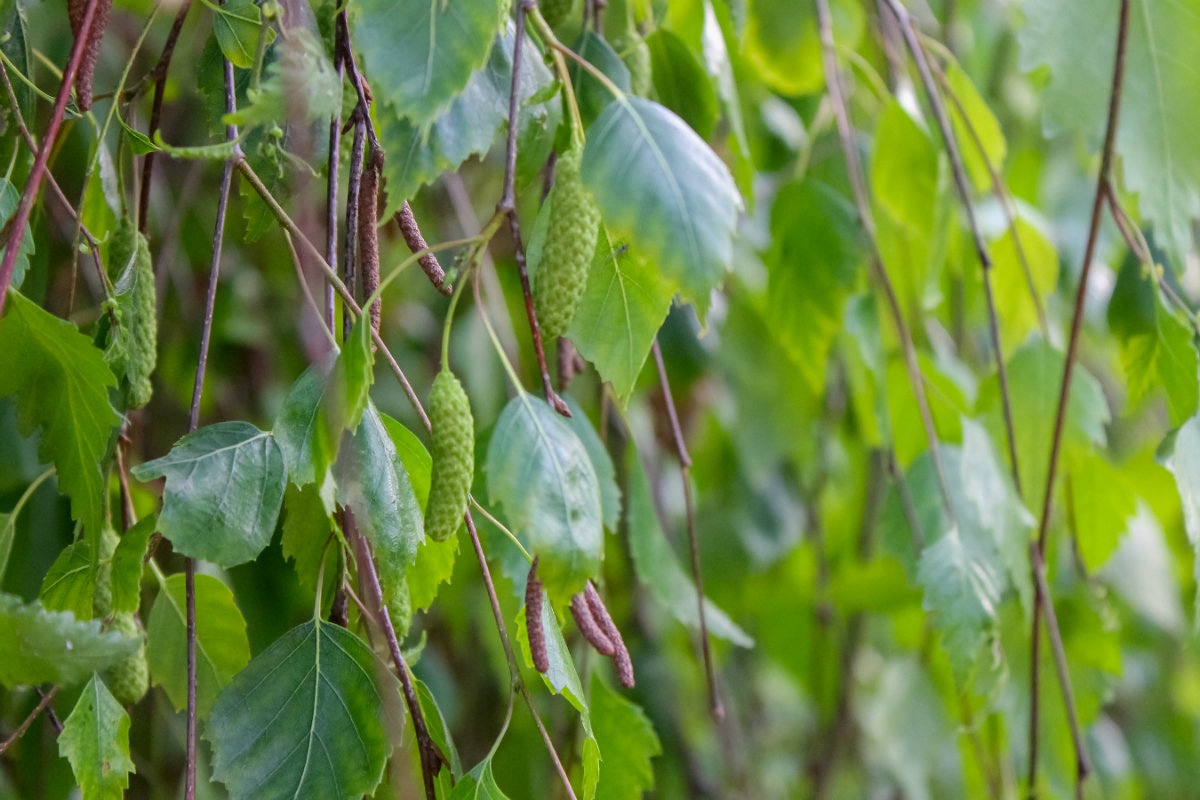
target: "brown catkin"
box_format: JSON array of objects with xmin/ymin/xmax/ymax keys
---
[
  {"xmin": 69, "ymin": 0, "xmax": 113, "ymax": 111},
  {"xmin": 585, "ymin": 582, "xmax": 634, "ymax": 688},
  {"xmin": 526, "ymin": 558, "xmax": 549, "ymax": 674},
  {"xmin": 397, "ymin": 201, "xmax": 450, "ymax": 294},
  {"xmin": 358, "ymin": 147, "xmax": 382, "ymax": 341},
  {"xmin": 569, "ymin": 591, "xmax": 614, "ymax": 656}
]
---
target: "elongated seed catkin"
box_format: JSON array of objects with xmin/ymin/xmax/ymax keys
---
[
  {"xmin": 103, "ymin": 612, "xmax": 149, "ymax": 706},
  {"xmin": 533, "ymin": 144, "xmax": 600, "ymax": 342},
  {"xmin": 68, "ymin": 0, "xmax": 113, "ymax": 111},
  {"xmin": 624, "ymin": 35, "xmax": 652, "ymax": 98},
  {"xmin": 358, "ymin": 147, "xmax": 383, "ymax": 341},
  {"xmin": 570, "ymin": 591, "xmax": 614, "ymax": 656},
  {"xmin": 526, "ymin": 557, "xmax": 549, "ymax": 674},
  {"xmin": 111, "ymin": 218, "xmax": 157, "ymax": 408},
  {"xmin": 539, "ymin": 0, "xmax": 574, "ymax": 28},
  {"xmin": 585, "ymin": 582, "xmax": 634, "ymax": 688},
  {"xmin": 425, "ymin": 370, "xmax": 474, "ymax": 541}
]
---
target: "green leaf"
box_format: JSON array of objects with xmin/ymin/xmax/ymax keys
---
[
  {"xmin": 132, "ymin": 421, "xmax": 286, "ymax": 567},
  {"xmin": 57, "ymin": 674, "xmax": 135, "ymax": 800},
  {"xmin": 591, "ymin": 673, "xmax": 661, "ymax": 800},
  {"xmin": 275, "ymin": 362, "xmax": 332, "ymax": 488},
  {"xmin": 382, "ymin": 413, "xmax": 432, "ymax": 509},
  {"xmin": 0, "ymin": 179, "xmax": 35, "ymax": 290},
  {"xmin": 1108, "ymin": 257, "xmax": 1199, "ymax": 427},
  {"xmin": 566, "ymin": 228, "xmax": 674, "ymax": 404},
  {"xmin": 280, "ymin": 482, "xmax": 335, "ymax": 590},
  {"xmin": 944, "ymin": 60, "xmax": 1006, "ymax": 192},
  {"xmin": 407, "ymin": 535, "xmax": 458, "ymax": 613},
  {"xmin": 0, "ymin": 593, "xmax": 139, "ymax": 687},
  {"xmin": 145, "ymin": 573, "xmax": 251, "ymax": 718},
  {"xmin": 742, "ymin": 0, "xmax": 861, "ymax": 95},
  {"xmin": 110, "ymin": 515, "xmax": 155, "ymax": 614},
  {"xmin": 207, "ymin": 620, "xmax": 389, "ymax": 799},
  {"xmin": 415, "ymin": 678, "xmax": 461, "ymax": 778},
  {"xmin": 626, "ymin": 445, "xmax": 754, "ymax": 647},
  {"xmin": 646, "ymin": 29, "xmax": 720, "ymax": 139},
  {"xmin": 989, "ymin": 213, "xmax": 1058, "ymax": 352},
  {"xmin": 117, "ymin": 114, "xmax": 160, "ymax": 155},
  {"xmin": 451, "ymin": 758, "xmax": 512, "ymax": 800},
  {"xmin": 766, "ymin": 180, "xmax": 863, "ymax": 392},
  {"xmin": 1161, "ymin": 416, "xmax": 1200, "ymax": 615},
  {"xmin": 150, "ymin": 130, "xmax": 244, "ymax": 160},
  {"xmin": 352, "ymin": 0, "xmax": 503, "ymax": 124},
  {"xmin": 562, "ymin": 395, "xmax": 620, "ymax": 531},
  {"xmin": 0, "ymin": 293, "xmax": 120, "ymax": 539},
  {"xmin": 581, "ymin": 96, "xmax": 742, "ymax": 312},
  {"xmin": 337, "ymin": 403, "xmax": 423, "ymax": 609},
  {"xmin": 375, "ymin": 24, "xmax": 558, "ymax": 217},
  {"xmin": 212, "ymin": 0, "xmax": 266, "ymax": 69},
  {"xmin": 227, "ymin": 29, "xmax": 340, "ymax": 128},
  {"xmin": 1020, "ymin": 0, "xmax": 1200, "ymax": 268},
  {"xmin": 486, "ymin": 393, "xmax": 603, "ymax": 604},
  {"xmin": 570, "ymin": 32, "xmax": 632, "ymax": 127},
  {"xmin": 1068, "ymin": 451, "xmax": 1137, "ymax": 572},
  {"xmin": 39, "ymin": 541, "xmax": 94, "ymax": 620},
  {"xmin": 317, "ymin": 312, "xmax": 376, "ymax": 480}
]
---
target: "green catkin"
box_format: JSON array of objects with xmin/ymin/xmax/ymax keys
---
[
  {"xmin": 533, "ymin": 144, "xmax": 600, "ymax": 342},
  {"xmin": 539, "ymin": 0, "xmax": 575, "ymax": 28},
  {"xmin": 109, "ymin": 217, "xmax": 158, "ymax": 408},
  {"xmin": 623, "ymin": 35, "xmax": 652, "ymax": 98},
  {"xmin": 387, "ymin": 572, "xmax": 412, "ymax": 638},
  {"xmin": 425, "ymin": 369, "xmax": 474, "ymax": 542},
  {"xmin": 103, "ymin": 612, "xmax": 149, "ymax": 706},
  {"xmin": 92, "ymin": 527, "xmax": 120, "ymax": 618}
]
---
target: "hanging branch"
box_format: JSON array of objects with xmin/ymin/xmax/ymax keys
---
[
  {"xmin": 137, "ymin": 0, "xmax": 193, "ymax": 233},
  {"xmin": 0, "ymin": 686, "xmax": 59, "ymax": 755},
  {"xmin": 342, "ymin": 110, "xmax": 367, "ymax": 339},
  {"xmin": 0, "ymin": 0, "xmax": 105, "ymax": 315},
  {"xmin": 651, "ymin": 339, "xmax": 721, "ymax": 718},
  {"xmin": 812, "ymin": 0, "xmax": 956, "ymax": 526},
  {"xmin": 499, "ymin": 0, "xmax": 571, "ymax": 417},
  {"xmin": 322, "ymin": 15, "xmax": 347, "ymax": 331},
  {"xmin": 1025, "ymin": 1, "xmax": 1131, "ymax": 794}
]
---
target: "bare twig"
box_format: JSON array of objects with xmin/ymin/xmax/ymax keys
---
[
  {"xmin": 1026, "ymin": 0, "xmax": 1131, "ymax": 793},
  {"xmin": 323, "ymin": 17, "xmax": 347, "ymax": 330},
  {"xmin": 137, "ymin": 0, "xmax": 193, "ymax": 233},
  {"xmin": 0, "ymin": 687, "xmax": 59, "ymax": 754},
  {"xmin": 0, "ymin": 0, "xmax": 104, "ymax": 315},
  {"xmin": 651, "ymin": 339, "xmax": 721, "ymax": 718}
]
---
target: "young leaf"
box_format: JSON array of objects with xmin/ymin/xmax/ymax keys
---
[
  {"xmin": 227, "ymin": 29, "xmax": 340, "ymax": 128},
  {"xmin": 989, "ymin": 214, "xmax": 1058, "ymax": 352},
  {"xmin": 0, "ymin": 179, "xmax": 35, "ymax": 289},
  {"xmin": 626, "ymin": 446, "xmax": 754, "ymax": 647},
  {"xmin": 581, "ymin": 97, "xmax": 742, "ymax": 313},
  {"xmin": 145, "ymin": 574, "xmax": 250, "ymax": 718},
  {"xmin": 590, "ymin": 674, "xmax": 662, "ymax": 800},
  {"xmin": 39, "ymin": 541, "xmax": 94, "ymax": 620},
  {"xmin": 646, "ymin": 29, "xmax": 720, "ymax": 139},
  {"xmin": 57, "ymin": 674, "xmax": 135, "ymax": 800},
  {"xmin": 407, "ymin": 535, "xmax": 458, "ymax": 613},
  {"xmin": 280, "ymin": 482, "xmax": 335, "ymax": 590},
  {"xmin": 0, "ymin": 594, "xmax": 139, "ymax": 687},
  {"xmin": 0, "ymin": 291, "xmax": 121, "ymax": 539},
  {"xmin": 211, "ymin": 0, "xmax": 267, "ymax": 69},
  {"xmin": 207, "ymin": 620, "xmax": 389, "ymax": 799},
  {"xmin": 382, "ymin": 412, "xmax": 432, "ymax": 509},
  {"xmin": 415, "ymin": 678, "xmax": 462, "ymax": 779},
  {"xmin": 486, "ymin": 393, "xmax": 603, "ymax": 605},
  {"xmin": 352, "ymin": 0, "xmax": 503, "ymax": 124},
  {"xmin": 132, "ymin": 421, "xmax": 286, "ymax": 567},
  {"xmin": 274, "ymin": 361, "xmax": 332, "ymax": 489},
  {"xmin": 565, "ymin": 229, "xmax": 674, "ymax": 405},
  {"xmin": 944, "ymin": 60, "xmax": 1006, "ymax": 192},
  {"xmin": 109, "ymin": 515, "xmax": 155, "ymax": 614}
]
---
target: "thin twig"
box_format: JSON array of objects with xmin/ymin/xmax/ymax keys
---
[
  {"xmin": 343, "ymin": 112, "xmax": 366, "ymax": 339},
  {"xmin": 813, "ymin": 0, "xmax": 956, "ymax": 526},
  {"xmin": 651, "ymin": 339, "xmax": 721, "ymax": 719},
  {"xmin": 1026, "ymin": 0, "xmax": 1131, "ymax": 793},
  {"xmin": 1104, "ymin": 185, "xmax": 1197, "ymax": 326},
  {"xmin": 137, "ymin": 0, "xmax": 193, "ymax": 233},
  {"xmin": 499, "ymin": 1, "xmax": 570, "ymax": 417},
  {"xmin": 323, "ymin": 16, "xmax": 346, "ymax": 331},
  {"xmin": 183, "ymin": 48, "xmax": 239, "ymax": 800},
  {"xmin": 0, "ymin": 687, "xmax": 58, "ymax": 754},
  {"xmin": 0, "ymin": 0, "xmax": 104, "ymax": 315}
]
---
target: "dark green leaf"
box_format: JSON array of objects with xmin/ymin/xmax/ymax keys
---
[
  {"xmin": 646, "ymin": 29, "xmax": 719, "ymax": 138},
  {"xmin": 212, "ymin": 0, "xmax": 267, "ymax": 69},
  {"xmin": 382, "ymin": 413, "xmax": 431, "ymax": 509},
  {"xmin": 110, "ymin": 516, "xmax": 155, "ymax": 614},
  {"xmin": 570, "ymin": 32, "xmax": 632, "ymax": 126},
  {"xmin": 57, "ymin": 674, "xmax": 135, "ymax": 800},
  {"xmin": 281, "ymin": 482, "xmax": 335, "ymax": 590},
  {"xmin": 591, "ymin": 674, "xmax": 661, "ymax": 800},
  {"xmin": 562, "ymin": 395, "xmax": 620, "ymax": 531}
]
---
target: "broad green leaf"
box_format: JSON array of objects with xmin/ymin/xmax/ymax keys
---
[
  {"xmin": 1161, "ymin": 416, "xmax": 1200, "ymax": 615},
  {"xmin": 0, "ymin": 179, "xmax": 35, "ymax": 289},
  {"xmin": 212, "ymin": 0, "xmax": 266, "ymax": 69},
  {"xmin": 275, "ymin": 362, "xmax": 331, "ymax": 488},
  {"xmin": 627, "ymin": 446, "xmax": 754, "ymax": 647},
  {"xmin": 207, "ymin": 620, "xmax": 389, "ymax": 800},
  {"xmin": 571, "ymin": 32, "xmax": 632, "ymax": 126},
  {"xmin": 1068, "ymin": 451, "xmax": 1137, "ymax": 571},
  {"xmin": 39, "ymin": 541, "xmax": 94, "ymax": 620},
  {"xmin": 766, "ymin": 180, "xmax": 862, "ymax": 392},
  {"xmin": 146, "ymin": 574, "xmax": 251, "ymax": 718},
  {"xmin": 337, "ymin": 403, "xmax": 423, "ymax": 610},
  {"xmin": 871, "ymin": 100, "xmax": 949, "ymax": 318},
  {"xmin": 918, "ymin": 524, "xmax": 1003, "ymax": 679},
  {"xmin": 451, "ymin": 758, "xmax": 511, "ymax": 800},
  {"xmin": 1103, "ymin": 502, "xmax": 1184, "ymax": 634},
  {"xmin": 415, "ymin": 678, "xmax": 462, "ymax": 778},
  {"xmin": 227, "ymin": 29, "xmax": 340, "ymax": 128},
  {"xmin": 0, "ymin": 594, "xmax": 138, "ymax": 687},
  {"xmin": 0, "ymin": 291, "xmax": 121, "ymax": 539},
  {"xmin": 581, "ymin": 96, "xmax": 742, "ymax": 312},
  {"xmin": 562, "ymin": 395, "xmax": 620, "ymax": 531},
  {"xmin": 567, "ymin": 228, "xmax": 674, "ymax": 405},
  {"xmin": 1020, "ymin": 0, "xmax": 1200, "ymax": 268},
  {"xmin": 591, "ymin": 674, "xmax": 661, "ymax": 800},
  {"xmin": 989, "ymin": 213, "xmax": 1058, "ymax": 352},
  {"xmin": 376, "ymin": 25, "xmax": 558, "ymax": 217},
  {"xmin": 1108, "ymin": 257, "xmax": 1199, "ymax": 427},
  {"xmin": 57, "ymin": 675, "xmax": 135, "ymax": 800},
  {"xmin": 407, "ymin": 535, "xmax": 458, "ymax": 613},
  {"xmin": 977, "ymin": 340, "xmax": 1110, "ymax": 516},
  {"xmin": 944, "ymin": 61, "xmax": 1006, "ymax": 192},
  {"xmin": 132, "ymin": 421, "xmax": 286, "ymax": 567},
  {"xmin": 315, "ymin": 310, "xmax": 376, "ymax": 481},
  {"xmin": 742, "ymin": 0, "xmax": 861, "ymax": 95},
  {"xmin": 382, "ymin": 413, "xmax": 432, "ymax": 509},
  {"xmin": 646, "ymin": 29, "xmax": 719, "ymax": 139},
  {"xmin": 110, "ymin": 515, "xmax": 155, "ymax": 614},
  {"xmin": 352, "ymin": 0, "xmax": 503, "ymax": 123},
  {"xmin": 486, "ymin": 393, "xmax": 603, "ymax": 604},
  {"xmin": 280, "ymin": 482, "xmax": 335, "ymax": 590}
]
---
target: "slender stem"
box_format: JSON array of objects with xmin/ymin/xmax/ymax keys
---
[
  {"xmin": 0, "ymin": 0, "xmax": 103, "ymax": 315},
  {"xmin": 651, "ymin": 340, "xmax": 721, "ymax": 719},
  {"xmin": 468, "ymin": 496, "xmax": 532, "ymax": 562},
  {"xmin": 137, "ymin": 0, "xmax": 193, "ymax": 233},
  {"xmin": 1104, "ymin": 186, "xmax": 1196, "ymax": 326},
  {"xmin": 813, "ymin": 0, "xmax": 956, "ymax": 526},
  {"xmin": 323, "ymin": 18, "xmax": 346, "ymax": 331},
  {"xmin": 342, "ymin": 114, "xmax": 365, "ymax": 340},
  {"xmin": 0, "ymin": 686, "xmax": 59, "ymax": 754},
  {"xmin": 1026, "ymin": 1, "xmax": 1130, "ymax": 793}
]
